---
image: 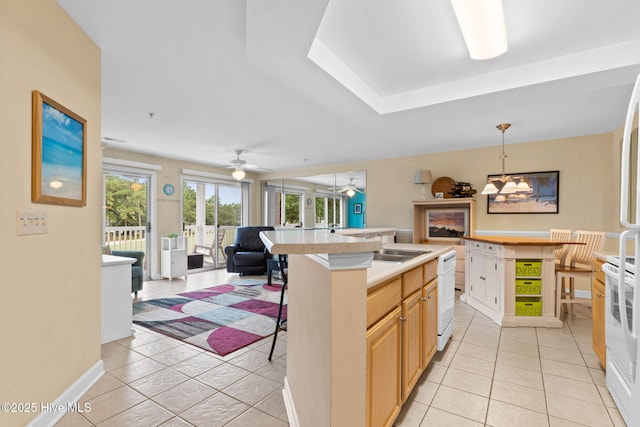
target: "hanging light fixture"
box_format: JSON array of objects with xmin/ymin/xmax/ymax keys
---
[{"xmin": 481, "ymin": 123, "xmax": 531, "ymax": 196}]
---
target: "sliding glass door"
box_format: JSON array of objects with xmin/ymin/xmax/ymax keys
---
[{"xmin": 183, "ymin": 179, "xmax": 242, "ymax": 269}]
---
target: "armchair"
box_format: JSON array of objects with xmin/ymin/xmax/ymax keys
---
[
  {"xmin": 111, "ymin": 250, "xmax": 145, "ymax": 295},
  {"xmin": 224, "ymin": 226, "xmax": 275, "ymax": 275}
]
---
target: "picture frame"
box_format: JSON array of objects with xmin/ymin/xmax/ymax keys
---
[
  {"xmin": 426, "ymin": 208, "xmax": 469, "ymax": 241},
  {"xmin": 486, "ymin": 170, "xmax": 559, "ymax": 214},
  {"xmin": 32, "ymin": 91, "xmax": 87, "ymax": 207},
  {"xmin": 353, "ymin": 203, "xmax": 362, "ymax": 214}
]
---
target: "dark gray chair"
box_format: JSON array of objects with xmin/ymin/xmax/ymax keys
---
[{"xmin": 224, "ymin": 226, "xmax": 275, "ymax": 275}]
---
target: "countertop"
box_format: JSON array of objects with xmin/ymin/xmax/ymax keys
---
[
  {"xmin": 367, "ymin": 243, "xmax": 454, "ymax": 289},
  {"xmin": 260, "ymin": 229, "xmax": 454, "ymax": 289},
  {"xmin": 260, "ymin": 229, "xmax": 383, "ymax": 254},
  {"xmin": 462, "ymin": 235, "xmax": 563, "ymax": 246},
  {"xmin": 102, "ymin": 254, "xmax": 136, "ymax": 266}
]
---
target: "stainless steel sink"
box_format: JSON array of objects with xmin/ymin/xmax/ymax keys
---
[{"xmin": 372, "ymin": 249, "xmax": 431, "ymax": 263}]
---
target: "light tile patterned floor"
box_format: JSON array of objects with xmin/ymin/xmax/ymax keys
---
[{"xmin": 56, "ymin": 268, "xmax": 627, "ymax": 426}]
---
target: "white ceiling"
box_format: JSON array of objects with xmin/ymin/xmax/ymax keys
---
[{"xmin": 57, "ymin": 0, "xmax": 640, "ymax": 173}]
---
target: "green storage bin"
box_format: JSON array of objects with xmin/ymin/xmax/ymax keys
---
[
  {"xmin": 515, "ymin": 279, "xmax": 541, "ymax": 295},
  {"xmin": 516, "ymin": 297, "xmax": 542, "ymax": 316},
  {"xmin": 516, "ymin": 259, "xmax": 542, "ymax": 276}
]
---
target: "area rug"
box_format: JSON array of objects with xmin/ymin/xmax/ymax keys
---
[{"xmin": 132, "ymin": 279, "xmax": 286, "ymax": 356}]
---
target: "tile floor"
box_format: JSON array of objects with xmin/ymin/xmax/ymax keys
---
[{"xmin": 57, "ymin": 268, "xmax": 627, "ymax": 426}]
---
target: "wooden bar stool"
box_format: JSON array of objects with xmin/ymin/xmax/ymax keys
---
[{"xmin": 555, "ymin": 230, "xmax": 606, "ymax": 317}]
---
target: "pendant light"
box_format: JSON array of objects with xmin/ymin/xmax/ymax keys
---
[{"xmin": 481, "ymin": 123, "xmax": 531, "ymax": 196}]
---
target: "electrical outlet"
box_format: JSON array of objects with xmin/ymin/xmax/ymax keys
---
[{"xmin": 17, "ymin": 211, "xmax": 48, "ymax": 235}]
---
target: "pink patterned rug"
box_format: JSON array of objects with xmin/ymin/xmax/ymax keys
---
[{"xmin": 132, "ymin": 279, "xmax": 286, "ymax": 356}]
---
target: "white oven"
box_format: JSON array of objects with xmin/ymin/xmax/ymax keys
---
[{"xmin": 603, "ymin": 254, "xmax": 638, "ymax": 426}]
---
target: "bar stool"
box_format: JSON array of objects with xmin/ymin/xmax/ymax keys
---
[
  {"xmin": 555, "ymin": 230, "xmax": 606, "ymax": 317},
  {"xmin": 268, "ymin": 254, "xmax": 288, "ymax": 361},
  {"xmin": 550, "ymin": 228, "xmax": 573, "ymax": 265}
]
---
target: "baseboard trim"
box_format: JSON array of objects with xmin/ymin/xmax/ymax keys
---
[
  {"xmin": 27, "ymin": 360, "xmax": 104, "ymax": 427},
  {"xmin": 575, "ymin": 289, "xmax": 592, "ymax": 299},
  {"xmin": 282, "ymin": 376, "xmax": 300, "ymax": 427}
]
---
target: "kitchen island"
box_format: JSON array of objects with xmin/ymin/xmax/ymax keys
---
[
  {"xmin": 461, "ymin": 235, "xmax": 563, "ymax": 328},
  {"xmin": 260, "ymin": 229, "xmax": 453, "ymax": 427}
]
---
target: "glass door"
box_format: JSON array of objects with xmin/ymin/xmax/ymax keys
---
[
  {"xmin": 103, "ymin": 171, "xmax": 151, "ymax": 277},
  {"xmin": 183, "ymin": 179, "xmax": 242, "ymax": 269}
]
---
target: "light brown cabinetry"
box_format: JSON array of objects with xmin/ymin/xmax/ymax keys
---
[
  {"xmin": 422, "ymin": 280, "xmax": 438, "ymax": 368},
  {"xmin": 592, "ymin": 258, "xmax": 606, "ymax": 367},
  {"xmin": 366, "ymin": 259, "xmax": 439, "ymax": 427},
  {"xmin": 366, "ymin": 306, "xmax": 402, "ymax": 427}
]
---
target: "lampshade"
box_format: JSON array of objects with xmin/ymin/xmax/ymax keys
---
[
  {"xmin": 346, "ymin": 189, "xmax": 356, "ymax": 197},
  {"xmin": 231, "ymin": 168, "xmax": 245, "ymax": 180},
  {"xmin": 414, "ymin": 170, "xmax": 433, "ymax": 184},
  {"xmin": 450, "ymin": 0, "xmax": 508, "ymax": 60},
  {"xmin": 481, "ymin": 182, "xmax": 499, "ymax": 195}
]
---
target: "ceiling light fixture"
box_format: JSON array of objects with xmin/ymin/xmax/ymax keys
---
[
  {"xmin": 231, "ymin": 167, "xmax": 245, "ymax": 180},
  {"xmin": 481, "ymin": 123, "xmax": 531, "ymax": 196},
  {"xmin": 450, "ymin": 0, "xmax": 508, "ymax": 60}
]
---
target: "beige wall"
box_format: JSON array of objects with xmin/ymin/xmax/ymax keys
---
[
  {"xmin": 109, "ymin": 131, "xmax": 623, "ymax": 255},
  {"xmin": 261, "ymin": 133, "xmax": 620, "ymax": 249},
  {"xmin": 0, "ymin": 1, "xmax": 102, "ymax": 425}
]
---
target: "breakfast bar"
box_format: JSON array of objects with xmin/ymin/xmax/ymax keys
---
[{"xmin": 260, "ymin": 229, "xmax": 453, "ymax": 427}]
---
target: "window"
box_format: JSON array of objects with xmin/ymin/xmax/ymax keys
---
[{"xmin": 315, "ymin": 192, "xmax": 343, "ymax": 228}]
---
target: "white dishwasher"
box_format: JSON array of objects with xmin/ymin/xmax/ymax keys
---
[{"xmin": 437, "ymin": 250, "xmax": 457, "ymax": 351}]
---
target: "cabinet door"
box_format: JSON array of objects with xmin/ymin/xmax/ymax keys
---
[
  {"xmin": 468, "ymin": 251, "xmax": 486, "ymax": 302},
  {"xmin": 484, "ymin": 255, "xmax": 501, "ymax": 310},
  {"xmin": 592, "ymin": 279, "xmax": 606, "ymax": 367},
  {"xmin": 421, "ymin": 280, "xmax": 438, "ymax": 370},
  {"xmin": 367, "ymin": 307, "xmax": 402, "ymax": 427},
  {"xmin": 401, "ymin": 290, "xmax": 422, "ymax": 401}
]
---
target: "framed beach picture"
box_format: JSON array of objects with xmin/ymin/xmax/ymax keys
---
[
  {"xmin": 32, "ymin": 91, "xmax": 87, "ymax": 206},
  {"xmin": 486, "ymin": 170, "xmax": 559, "ymax": 214},
  {"xmin": 426, "ymin": 208, "xmax": 469, "ymax": 241}
]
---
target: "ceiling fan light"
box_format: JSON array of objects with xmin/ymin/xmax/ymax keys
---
[
  {"xmin": 232, "ymin": 168, "xmax": 245, "ymax": 180},
  {"xmin": 346, "ymin": 189, "xmax": 356, "ymax": 197},
  {"xmin": 450, "ymin": 0, "xmax": 508, "ymax": 60}
]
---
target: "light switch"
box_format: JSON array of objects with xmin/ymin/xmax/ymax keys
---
[{"xmin": 17, "ymin": 211, "xmax": 48, "ymax": 235}]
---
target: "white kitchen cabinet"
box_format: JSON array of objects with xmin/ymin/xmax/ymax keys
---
[
  {"xmin": 462, "ymin": 236, "xmax": 562, "ymax": 328},
  {"xmin": 161, "ymin": 237, "xmax": 187, "ymax": 280},
  {"xmin": 465, "ymin": 240, "xmax": 504, "ymax": 324}
]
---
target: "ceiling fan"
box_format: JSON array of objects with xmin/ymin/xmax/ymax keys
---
[
  {"xmin": 227, "ymin": 149, "xmax": 267, "ymax": 179},
  {"xmin": 330, "ymin": 178, "xmax": 363, "ymax": 197}
]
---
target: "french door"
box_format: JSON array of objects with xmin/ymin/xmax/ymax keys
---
[
  {"xmin": 102, "ymin": 170, "xmax": 153, "ymax": 278},
  {"xmin": 182, "ymin": 178, "xmax": 242, "ymax": 269}
]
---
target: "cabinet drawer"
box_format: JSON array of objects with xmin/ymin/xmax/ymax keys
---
[
  {"xmin": 593, "ymin": 259, "xmax": 605, "ymax": 284},
  {"xmin": 367, "ymin": 278, "xmax": 401, "ymax": 328},
  {"xmin": 423, "ymin": 260, "xmax": 437, "ymax": 284},
  {"xmin": 468, "ymin": 241, "xmax": 500, "ymax": 255},
  {"xmin": 402, "ymin": 267, "xmax": 422, "ymax": 298}
]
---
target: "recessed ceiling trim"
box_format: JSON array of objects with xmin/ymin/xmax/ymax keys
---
[
  {"xmin": 310, "ymin": 35, "xmax": 640, "ymax": 115},
  {"xmin": 307, "ymin": 38, "xmax": 382, "ymax": 112}
]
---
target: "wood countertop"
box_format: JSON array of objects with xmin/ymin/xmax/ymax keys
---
[{"xmin": 461, "ymin": 235, "xmax": 563, "ymax": 246}]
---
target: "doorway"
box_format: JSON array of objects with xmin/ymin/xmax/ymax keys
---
[
  {"xmin": 182, "ymin": 179, "xmax": 242, "ymax": 269},
  {"xmin": 103, "ymin": 171, "xmax": 152, "ymax": 278}
]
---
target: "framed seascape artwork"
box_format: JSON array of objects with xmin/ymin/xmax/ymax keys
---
[
  {"xmin": 426, "ymin": 208, "xmax": 469, "ymax": 241},
  {"xmin": 32, "ymin": 91, "xmax": 87, "ymax": 207},
  {"xmin": 486, "ymin": 170, "xmax": 559, "ymax": 214}
]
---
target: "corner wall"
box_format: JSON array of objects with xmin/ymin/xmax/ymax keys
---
[{"xmin": 0, "ymin": 1, "xmax": 102, "ymax": 424}]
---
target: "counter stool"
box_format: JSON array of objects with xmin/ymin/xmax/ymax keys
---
[
  {"xmin": 268, "ymin": 254, "xmax": 288, "ymax": 361},
  {"xmin": 555, "ymin": 230, "xmax": 606, "ymax": 317}
]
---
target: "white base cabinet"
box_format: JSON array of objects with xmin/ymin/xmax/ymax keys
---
[{"xmin": 161, "ymin": 237, "xmax": 187, "ymax": 280}]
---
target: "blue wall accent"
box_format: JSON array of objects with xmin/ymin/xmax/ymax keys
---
[{"xmin": 347, "ymin": 192, "xmax": 366, "ymax": 228}]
